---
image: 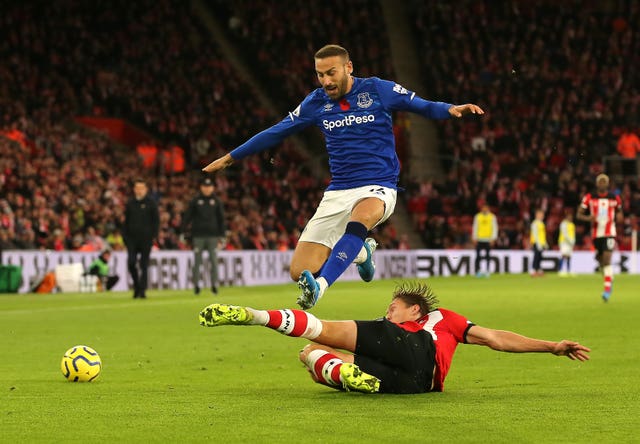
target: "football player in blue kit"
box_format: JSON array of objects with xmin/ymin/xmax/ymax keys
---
[{"xmin": 203, "ymin": 44, "xmax": 484, "ymax": 309}]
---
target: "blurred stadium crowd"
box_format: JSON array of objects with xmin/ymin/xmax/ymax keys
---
[{"xmin": 0, "ymin": 0, "xmax": 638, "ymax": 253}]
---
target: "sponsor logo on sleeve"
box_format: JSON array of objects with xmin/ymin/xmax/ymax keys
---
[
  {"xmin": 392, "ymin": 83, "xmax": 409, "ymax": 95},
  {"xmin": 288, "ymin": 104, "xmax": 302, "ymax": 121}
]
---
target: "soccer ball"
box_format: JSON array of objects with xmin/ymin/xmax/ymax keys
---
[{"xmin": 60, "ymin": 345, "xmax": 102, "ymax": 382}]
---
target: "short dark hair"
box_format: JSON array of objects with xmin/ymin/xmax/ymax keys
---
[
  {"xmin": 315, "ymin": 44, "xmax": 349, "ymax": 61},
  {"xmin": 392, "ymin": 282, "xmax": 439, "ymax": 316}
]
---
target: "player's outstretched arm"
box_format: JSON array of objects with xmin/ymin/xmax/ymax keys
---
[
  {"xmin": 448, "ymin": 104, "xmax": 485, "ymax": 118},
  {"xmin": 202, "ymin": 153, "xmax": 234, "ymax": 173},
  {"xmin": 467, "ymin": 325, "xmax": 590, "ymax": 361}
]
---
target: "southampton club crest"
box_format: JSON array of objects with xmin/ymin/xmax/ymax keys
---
[{"xmin": 357, "ymin": 92, "xmax": 373, "ymax": 109}]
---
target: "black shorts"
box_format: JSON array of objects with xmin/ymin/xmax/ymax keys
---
[
  {"xmin": 354, "ymin": 319, "xmax": 436, "ymax": 394},
  {"xmin": 593, "ymin": 237, "xmax": 616, "ymax": 255}
]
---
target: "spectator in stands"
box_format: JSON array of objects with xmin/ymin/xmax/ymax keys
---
[
  {"xmin": 397, "ymin": 234, "xmax": 410, "ymax": 250},
  {"xmin": 0, "ymin": 229, "xmax": 16, "ymax": 251},
  {"xmin": 84, "ymin": 226, "xmax": 106, "ymax": 252},
  {"xmin": 422, "ymin": 216, "xmax": 448, "ymax": 250},
  {"xmin": 494, "ymin": 229, "xmax": 512, "ymax": 250},
  {"xmin": 106, "ymin": 228, "xmax": 126, "ymax": 251},
  {"xmin": 49, "ymin": 229, "xmax": 65, "ymax": 251},
  {"xmin": 617, "ymin": 126, "xmax": 640, "ymax": 176},
  {"xmin": 617, "ymin": 126, "xmax": 640, "ymax": 159}
]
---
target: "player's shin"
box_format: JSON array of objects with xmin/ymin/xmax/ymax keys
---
[
  {"xmin": 303, "ymin": 349, "xmax": 344, "ymax": 389},
  {"xmin": 320, "ymin": 221, "xmax": 368, "ymax": 286},
  {"xmin": 265, "ymin": 309, "xmax": 323, "ymax": 339}
]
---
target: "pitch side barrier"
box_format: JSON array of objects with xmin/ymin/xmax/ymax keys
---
[{"xmin": 2, "ymin": 249, "xmax": 639, "ymax": 293}]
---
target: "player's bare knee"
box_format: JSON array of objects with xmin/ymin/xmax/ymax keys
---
[
  {"xmin": 289, "ymin": 259, "xmax": 307, "ymax": 281},
  {"xmin": 290, "ymin": 264, "xmax": 319, "ymax": 281},
  {"xmin": 299, "ymin": 344, "xmax": 313, "ymax": 363},
  {"xmin": 299, "ymin": 343, "xmax": 323, "ymax": 363},
  {"xmin": 290, "ymin": 267, "xmax": 301, "ymax": 282}
]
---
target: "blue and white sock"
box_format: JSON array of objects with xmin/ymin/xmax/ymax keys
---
[{"xmin": 319, "ymin": 221, "xmax": 368, "ymax": 287}]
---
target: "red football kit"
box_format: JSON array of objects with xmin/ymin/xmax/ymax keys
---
[
  {"xmin": 398, "ymin": 308, "xmax": 474, "ymax": 391},
  {"xmin": 579, "ymin": 191, "xmax": 621, "ymax": 239}
]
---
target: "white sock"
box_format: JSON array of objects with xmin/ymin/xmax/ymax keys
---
[
  {"xmin": 316, "ymin": 277, "xmax": 328, "ymax": 299},
  {"xmin": 353, "ymin": 245, "xmax": 368, "ymax": 264},
  {"xmin": 245, "ymin": 307, "xmax": 269, "ymax": 325}
]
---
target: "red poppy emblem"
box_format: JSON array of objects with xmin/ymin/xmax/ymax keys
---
[{"xmin": 339, "ymin": 99, "xmax": 350, "ymax": 111}]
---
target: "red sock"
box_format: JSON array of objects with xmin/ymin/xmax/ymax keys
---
[
  {"xmin": 604, "ymin": 276, "xmax": 612, "ymax": 292},
  {"xmin": 265, "ymin": 309, "xmax": 322, "ymax": 339},
  {"xmin": 305, "ymin": 349, "xmax": 343, "ymax": 388},
  {"xmin": 603, "ymin": 265, "xmax": 613, "ymax": 292}
]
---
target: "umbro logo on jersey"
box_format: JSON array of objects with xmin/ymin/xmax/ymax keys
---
[
  {"xmin": 369, "ymin": 187, "xmax": 386, "ymax": 195},
  {"xmin": 323, "ymin": 103, "xmax": 334, "ymax": 112}
]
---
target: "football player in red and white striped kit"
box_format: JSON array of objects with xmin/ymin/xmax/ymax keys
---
[
  {"xmin": 199, "ymin": 282, "xmax": 590, "ymax": 394},
  {"xmin": 577, "ymin": 174, "xmax": 623, "ymax": 302}
]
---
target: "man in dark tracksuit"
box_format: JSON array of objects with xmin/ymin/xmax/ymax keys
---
[
  {"xmin": 123, "ymin": 179, "xmax": 159, "ymax": 299},
  {"xmin": 183, "ymin": 177, "xmax": 226, "ymax": 294}
]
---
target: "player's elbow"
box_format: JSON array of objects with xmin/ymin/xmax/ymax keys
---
[
  {"xmin": 482, "ymin": 331, "xmax": 511, "ymax": 352},
  {"xmin": 487, "ymin": 340, "xmax": 508, "ymax": 352}
]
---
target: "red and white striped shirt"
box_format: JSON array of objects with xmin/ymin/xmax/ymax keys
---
[
  {"xmin": 398, "ymin": 308, "xmax": 473, "ymax": 391},
  {"xmin": 579, "ymin": 192, "xmax": 621, "ymax": 238}
]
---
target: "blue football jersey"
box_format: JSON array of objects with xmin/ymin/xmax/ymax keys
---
[{"xmin": 231, "ymin": 76, "xmax": 453, "ymax": 190}]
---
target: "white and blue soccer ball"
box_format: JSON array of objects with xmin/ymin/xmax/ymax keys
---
[{"xmin": 61, "ymin": 345, "xmax": 102, "ymax": 382}]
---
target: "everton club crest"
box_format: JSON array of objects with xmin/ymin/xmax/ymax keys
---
[{"xmin": 357, "ymin": 92, "xmax": 373, "ymax": 109}]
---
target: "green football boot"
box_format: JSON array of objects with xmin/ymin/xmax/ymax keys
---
[
  {"xmin": 199, "ymin": 304, "xmax": 253, "ymax": 327},
  {"xmin": 340, "ymin": 363, "xmax": 380, "ymax": 394}
]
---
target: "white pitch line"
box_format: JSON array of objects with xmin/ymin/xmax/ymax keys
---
[{"xmin": 0, "ymin": 297, "xmax": 201, "ymax": 316}]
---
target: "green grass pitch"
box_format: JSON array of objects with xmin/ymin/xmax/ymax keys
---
[{"xmin": 1, "ymin": 274, "xmax": 638, "ymax": 443}]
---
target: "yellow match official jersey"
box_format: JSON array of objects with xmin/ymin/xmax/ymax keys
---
[
  {"xmin": 472, "ymin": 212, "xmax": 498, "ymax": 242},
  {"xmin": 530, "ymin": 220, "xmax": 547, "ymax": 248},
  {"xmin": 558, "ymin": 220, "xmax": 575, "ymax": 246}
]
